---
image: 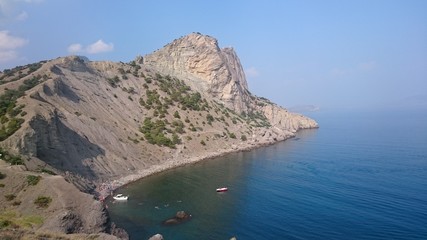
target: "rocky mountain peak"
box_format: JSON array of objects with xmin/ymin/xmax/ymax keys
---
[{"xmin": 143, "ymin": 33, "xmax": 250, "ymax": 113}]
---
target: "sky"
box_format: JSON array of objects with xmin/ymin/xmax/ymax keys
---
[{"xmin": 1, "ymin": 0, "xmax": 426, "ymax": 111}]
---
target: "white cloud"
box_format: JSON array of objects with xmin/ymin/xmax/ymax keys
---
[
  {"xmin": 67, "ymin": 43, "xmax": 83, "ymax": 53},
  {"xmin": 68, "ymin": 39, "xmax": 114, "ymax": 55},
  {"xmin": 245, "ymin": 67, "xmax": 259, "ymax": 78},
  {"xmin": 0, "ymin": 30, "xmax": 28, "ymax": 49},
  {"xmin": 0, "ymin": 31, "xmax": 28, "ymax": 62},
  {"xmin": 86, "ymin": 39, "xmax": 114, "ymax": 54}
]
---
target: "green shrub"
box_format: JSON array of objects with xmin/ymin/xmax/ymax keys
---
[
  {"xmin": 26, "ymin": 175, "xmax": 41, "ymax": 186},
  {"xmin": 173, "ymin": 111, "xmax": 180, "ymax": 119},
  {"xmin": 12, "ymin": 200, "xmax": 21, "ymax": 206},
  {"xmin": 0, "ymin": 171, "xmax": 5, "ymax": 179},
  {"xmin": 200, "ymin": 140, "xmax": 206, "ymax": 146},
  {"xmin": 0, "ymin": 148, "xmax": 24, "ymax": 165},
  {"xmin": 241, "ymin": 135, "xmax": 247, "ymax": 141},
  {"xmin": 0, "ymin": 183, "xmax": 5, "ymax": 188},
  {"xmin": 5, "ymin": 194, "xmax": 16, "ymax": 201},
  {"xmin": 206, "ymin": 114, "xmax": 214, "ymax": 125},
  {"xmin": 229, "ymin": 132, "xmax": 236, "ymax": 139},
  {"xmin": 40, "ymin": 168, "xmax": 56, "ymax": 175},
  {"xmin": 0, "ymin": 219, "xmax": 12, "ymax": 229},
  {"xmin": 34, "ymin": 196, "xmax": 52, "ymax": 208}
]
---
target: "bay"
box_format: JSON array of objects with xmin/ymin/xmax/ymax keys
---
[{"xmin": 107, "ymin": 109, "xmax": 427, "ymax": 239}]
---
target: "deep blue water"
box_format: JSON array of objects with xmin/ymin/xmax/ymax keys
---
[{"xmin": 107, "ymin": 110, "xmax": 427, "ymax": 239}]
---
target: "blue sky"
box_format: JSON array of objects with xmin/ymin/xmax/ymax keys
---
[{"xmin": 1, "ymin": 0, "xmax": 426, "ymax": 110}]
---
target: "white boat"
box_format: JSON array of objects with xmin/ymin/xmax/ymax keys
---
[
  {"xmin": 113, "ymin": 194, "xmax": 128, "ymax": 200},
  {"xmin": 216, "ymin": 187, "xmax": 228, "ymax": 192}
]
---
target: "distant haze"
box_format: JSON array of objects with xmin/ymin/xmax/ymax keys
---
[{"xmin": 1, "ymin": 1, "xmax": 426, "ymax": 110}]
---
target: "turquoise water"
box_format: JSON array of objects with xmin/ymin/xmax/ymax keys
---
[{"xmin": 107, "ymin": 110, "xmax": 427, "ymax": 239}]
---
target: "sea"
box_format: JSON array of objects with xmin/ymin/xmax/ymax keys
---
[{"xmin": 107, "ymin": 109, "xmax": 427, "ymax": 240}]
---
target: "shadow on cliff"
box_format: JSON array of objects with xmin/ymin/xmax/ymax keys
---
[
  {"xmin": 42, "ymin": 78, "xmax": 80, "ymax": 103},
  {"xmin": 29, "ymin": 111, "xmax": 105, "ymax": 190}
]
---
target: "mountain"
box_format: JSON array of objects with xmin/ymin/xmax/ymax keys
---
[{"xmin": 0, "ymin": 33, "xmax": 317, "ymax": 237}]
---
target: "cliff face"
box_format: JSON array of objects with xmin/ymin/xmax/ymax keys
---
[
  {"xmin": 143, "ymin": 32, "xmax": 317, "ymax": 140},
  {"xmin": 143, "ymin": 33, "xmax": 251, "ymax": 113},
  {"xmin": 0, "ymin": 33, "xmax": 317, "ymax": 193}
]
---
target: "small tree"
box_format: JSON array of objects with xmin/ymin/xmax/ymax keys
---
[{"xmin": 173, "ymin": 111, "xmax": 180, "ymax": 119}]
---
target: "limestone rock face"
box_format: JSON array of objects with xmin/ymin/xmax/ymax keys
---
[
  {"xmin": 143, "ymin": 32, "xmax": 318, "ymax": 135},
  {"xmin": 143, "ymin": 33, "xmax": 251, "ymax": 113}
]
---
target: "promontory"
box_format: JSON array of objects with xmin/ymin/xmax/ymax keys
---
[{"xmin": 0, "ymin": 33, "xmax": 317, "ymax": 239}]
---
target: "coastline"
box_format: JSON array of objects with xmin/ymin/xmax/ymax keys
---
[{"xmin": 95, "ymin": 133, "xmax": 298, "ymax": 200}]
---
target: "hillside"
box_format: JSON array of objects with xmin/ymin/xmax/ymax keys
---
[{"xmin": 0, "ymin": 33, "xmax": 317, "ymax": 237}]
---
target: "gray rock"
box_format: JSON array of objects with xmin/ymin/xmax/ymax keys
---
[{"xmin": 149, "ymin": 233, "xmax": 164, "ymax": 240}]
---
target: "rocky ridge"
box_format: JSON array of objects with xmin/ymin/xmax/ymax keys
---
[{"xmin": 0, "ymin": 33, "xmax": 317, "ymax": 237}]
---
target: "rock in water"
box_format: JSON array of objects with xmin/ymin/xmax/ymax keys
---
[
  {"xmin": 149, "ymin": 234, "xmax": 164, "ymax": 240},
  {"xmin": 163, "ymin": 211, "xmax": 192, "ymax": 225}
]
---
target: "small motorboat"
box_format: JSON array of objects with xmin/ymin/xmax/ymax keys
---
[
  {"xmin": 113, "ymin": 194, "xmax": 129, "ymax": 201},
  {"xmin": 216, "ymin": 187, "xmax": 228, "ymax": 192}
]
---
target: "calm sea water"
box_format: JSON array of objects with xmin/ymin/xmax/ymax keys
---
[{"xmin": 107, "ymin": 110, "xmax": 427, "ymax": 240}]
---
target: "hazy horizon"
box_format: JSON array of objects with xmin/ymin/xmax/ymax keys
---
[{"xmin": 1, "ymin": 0, "xmax": 426, "ymax": 111}]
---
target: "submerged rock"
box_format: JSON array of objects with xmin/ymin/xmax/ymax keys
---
[{"xmin": 162, "ymin": 211, "xmax": 192, "ymax": 225}]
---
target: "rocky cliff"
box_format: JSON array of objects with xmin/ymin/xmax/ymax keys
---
[
  {"xmin": 143, "ymin": 33, "xmax": 251, "ymax": 113},
  {"xmin": 143, "ymin": 32, "xmax": 317, "ymax": 141},
  {"xmin": 0, "ymin": 33, "xmax": 317, "ymax": 237}
]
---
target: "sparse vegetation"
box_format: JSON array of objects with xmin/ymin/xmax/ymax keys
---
[
  {"xmin": 0, "ymin": 219, "xmax": 12, "ymax": 229},
  {"xmin": 106, "ymin": 76, "xmax": 120, "ymax": 87},
  {"xmin": 26, "ymin": 175, "xmax": 41, "ymax": 186},
  {"xmin": 0, "ymin": 75, "xmax": 45, "ymax": 141},
  {"xmin": 0, "ymin": 211, "xmax": 43, "ymax": 232},
  {"xmin": 5, "ymin": 194, "xmax": 16, "ymax": 201},
  {"xmin": 34, "ymin": 196, "xmax": 52, "ymax": 208},
  {"xmin": 40, "ymin": 168, "xmax": 56, "ymax": 175},
  {"xmin": 0, "ymin": 171, "xmax": 5, "ymax": 179},
  {"xmin": 0, "ymin": 148, "xmax": 24, "ymax": 165},
  {"xmin": 140, "ymin": 118, "xmax": 176, "ymax": 148}
]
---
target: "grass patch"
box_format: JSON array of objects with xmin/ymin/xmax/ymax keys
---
[
  {"xmin": 0, "ymin": 211, "xmax": 43, "ymax": 231},
  {"xmin": 16, "ymin": 215, "xmax": 44, "ymax": 228}
]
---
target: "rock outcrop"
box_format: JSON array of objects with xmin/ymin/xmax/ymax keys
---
[
  {"xmin": 143, "ymin": 33, "xmax": 251, "ymax": 113},
  {"xmin": 162, "ymin": 211, "xmax": 192, "ymax": 225},
  {"xmin": 143, "ymin": 32, "xmax": 318, "ymax": 142}
]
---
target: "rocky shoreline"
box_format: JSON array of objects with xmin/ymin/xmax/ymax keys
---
[{"xmin": 95, "ymin": 130, "xmax": 305, "ymax": 200}]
